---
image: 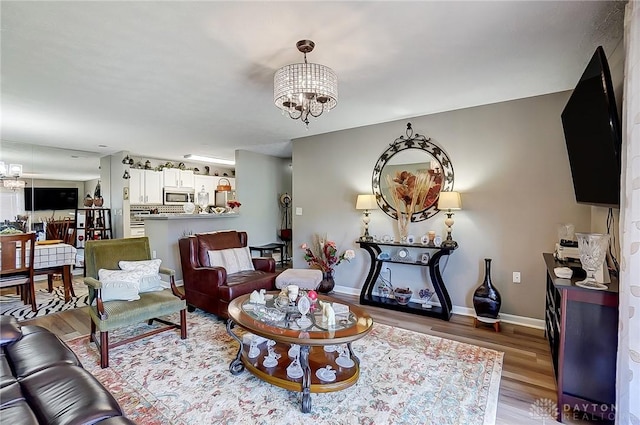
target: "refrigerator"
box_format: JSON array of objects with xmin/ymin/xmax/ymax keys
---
[{"xmin": 215, "ymin": 190, "xmax": 236, "ymax": 207}]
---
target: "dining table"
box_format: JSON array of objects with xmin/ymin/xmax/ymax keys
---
[{"xmin": 32, "ymin": 242, "xmax": 78, "ymax": 303}]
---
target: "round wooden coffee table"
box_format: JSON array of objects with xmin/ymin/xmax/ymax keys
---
[{"xmin": 226, "ymin": 292, "xmax": 373, "ymax": 413}]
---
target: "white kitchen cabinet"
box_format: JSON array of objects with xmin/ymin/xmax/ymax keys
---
[
  {"xmin": 194, "ymin": 175, "xmax": 216, "ymax": 205},
  {"xmin": 163, "ymin": 169, "xmax": 194, "ymax": 188},
  {"xmin": 129, "ymin": 226, "xmax": 145, "ymax": 238},
  {"xmin": 130, "ymin": 169, "xmax": 163, "ymax": 204}
]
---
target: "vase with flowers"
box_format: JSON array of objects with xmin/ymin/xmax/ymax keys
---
[
  {"xmin": 301, "ymin": 234, "xmax": 355, "ymax": 294},
  {"xmin": 227, "ymin": 199, "xmax": 241, "ymax": 213}
]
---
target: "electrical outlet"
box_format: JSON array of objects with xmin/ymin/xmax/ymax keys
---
[
  {"xmin": 513, "ymin": 271, "xmax": 521, "ymax": 283},
  {"xmin": 152, "ymin": 250, "xmax": 157, "ymax": 259}
]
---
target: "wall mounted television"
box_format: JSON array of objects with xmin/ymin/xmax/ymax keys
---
[
  {"xmin": 561, "ymin": 45, "xmax": 622, "ymax": 208},
  {"xmin": 24, "ymin": 187, "xmax": 79, "ymax": 211}
]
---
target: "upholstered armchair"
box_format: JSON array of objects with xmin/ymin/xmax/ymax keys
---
[
  {"xmin": 178, "ymin": 231, "xmax": 277, "ymax": 319},
  {"xmin": 84, "ymin": 237, "xmax": 187, "ymax": 368}
]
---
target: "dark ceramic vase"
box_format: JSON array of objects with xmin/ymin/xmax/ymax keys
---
[
  {"xmin": 473, "ymin": 258, "xmax": 502, "ymax": 319},
  {"xmin": 317, "ymin": 270, "xmax": 335, "ymax": 294}
]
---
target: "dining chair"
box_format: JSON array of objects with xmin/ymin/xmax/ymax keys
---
[{"xmin": 0, "ymin": 233, "xmax": 37, "ymax": 312}]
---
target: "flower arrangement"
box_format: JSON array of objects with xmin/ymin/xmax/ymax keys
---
[
  {"xmin": 227, "ymin": 200, "xmax": 241, "ymax": 209},
  {"xmin": 385, "ymin": 170, "xmax": 435, "ymax": 239},
  {"xmin": 301, "ymin": 234, "xmax": 355, "ymax": 273}
]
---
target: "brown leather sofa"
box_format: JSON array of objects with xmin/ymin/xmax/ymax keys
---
[
  {"xmin": 0, "ymin": 315, "xmax": 135, "ymax": 424},
  {"xmin": 178, "ymin": 231, "xmax": 278, "ymax": 319}
]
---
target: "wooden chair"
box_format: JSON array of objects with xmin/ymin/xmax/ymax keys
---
[
  {"xmin": 0, "ymin": 233, "xmax": 37, "ymax": 312},
  {"xmin": 84, "ymin": 237, "xmax": 187, "ymax": 368}
]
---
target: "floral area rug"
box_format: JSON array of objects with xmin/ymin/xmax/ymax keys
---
[
  {"xmin": 0, "ymin": 282, "xmax": 88, "ymax": 320},
  {"xmin": 67, "ymin": 311, "xmax": 503, "ymax": 425}
]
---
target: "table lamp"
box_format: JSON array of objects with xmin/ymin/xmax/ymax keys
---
[
  {"xmin": 356, "ymin": 194, "xmax": 377, "ymax": 242},
  {"xmin": 437, "ymin": 191, "xmax": 462, "ymax": 248}
]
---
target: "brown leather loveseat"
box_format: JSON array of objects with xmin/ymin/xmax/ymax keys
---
[
  {"xmin": 178, "ymin": 231, "xmax": 277, "ymax": 319},
  {"xmin": 0, "ymin": 315, "xmax": 135, "ymax": 424}
]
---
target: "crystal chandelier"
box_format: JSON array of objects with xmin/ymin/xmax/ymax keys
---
[
  {"xmin": 274, "ymin": 40, "xmax": 338, "ymax": 126},
  {"xmin": 0, "ymin": 161, "xmax": 26, "ymax": 190}
]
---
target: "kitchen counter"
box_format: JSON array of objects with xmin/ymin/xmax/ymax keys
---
[
  {"xmin": 142, "ymin": 212, "xmax": 241, "ymax": 282},
  {"xmin": 142, "ymin": 213, "xmax": 240, "ymax": 220}
]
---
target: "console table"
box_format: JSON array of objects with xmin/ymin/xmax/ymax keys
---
[{"xmin": 357, "ymin": 241, "xmax": 456, "ymax": 320}]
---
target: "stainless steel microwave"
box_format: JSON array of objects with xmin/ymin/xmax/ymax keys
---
[{"xmin": 163, "ymin": 189, "xmax": 195, "ymax": 205}]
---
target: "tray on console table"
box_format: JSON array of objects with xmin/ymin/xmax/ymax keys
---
[{"xmin": 357, "ymin": 241, "xmax": 457, "ymax": 321}]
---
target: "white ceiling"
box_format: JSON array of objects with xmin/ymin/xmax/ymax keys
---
[{"xmin": 0, "ymin": 1, "xmax": 626, "ymax": 181}]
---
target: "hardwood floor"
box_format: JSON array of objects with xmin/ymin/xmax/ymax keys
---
[{"xmin": 17, "ymin": 284, "xmax": 604, "ymax": 425}]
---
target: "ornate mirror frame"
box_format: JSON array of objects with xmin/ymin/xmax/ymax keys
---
[{"xmin": 372, "ymin": 123, "xmax": 454, "ymax": 222}]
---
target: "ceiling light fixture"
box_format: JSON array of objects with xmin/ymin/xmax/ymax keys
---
[
  {"xmin": 0, "ymin": 161, "xmax": 26, "ymax": 190},
  {"xmin": 184, "ymin": 154, "xmax": 235, "ymax": 166},
  {"xmin": 274, "ymin": 39, "xmax": 338, "ymax": 127}
]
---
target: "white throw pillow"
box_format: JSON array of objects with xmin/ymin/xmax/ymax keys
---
[
  {"xmin": 207, "ymin": 247, "xmax": 255, "ymax": 275},
  {"xmin": 97, "ymin": 269, "xmax": 142, "ymax": 301},
  {"xmin": 118, "ymin": 259, "xmax": 165, "ymax": 293}
]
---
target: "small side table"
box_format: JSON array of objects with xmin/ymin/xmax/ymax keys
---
[
  {"xmin": 474, "ymin": 316, "xmax": 501, "ymax": 332},
  {"xmin": 249, "ymin": 242, "xmax": 286, "ymax": 267}
]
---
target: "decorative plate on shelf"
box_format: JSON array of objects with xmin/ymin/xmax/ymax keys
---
[
  {"xmin": 376, "ymin": 252, "xmax": 391, "ymax": 260},
  {"xmin": 393, "ymin": 248, "xmax": 412, "ymax": 262},
  {"xmin": 183, "ymin": 202, "xmax": 196, "ymax": 214}
]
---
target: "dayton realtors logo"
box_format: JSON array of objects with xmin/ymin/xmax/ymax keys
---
[
  {"xmin": 530, "ymin": 398, "xmax": 616, "ymax": 422},
  {"xmin": 529, "ymin": 398, "xmax": 559, "ymax": 423}
]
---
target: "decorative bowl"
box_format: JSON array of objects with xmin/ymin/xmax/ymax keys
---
[
  {"xmin": 256, "ymin": 307, "xmax": 286, "ymax": 323},
  {"xmin": 393, "ymin": 288, "xmax": 413, "ymax": 305}
]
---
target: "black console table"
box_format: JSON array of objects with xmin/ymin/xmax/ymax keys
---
[{"xmin": 357, "ymin": 241, "xmax": 456, "ymax": 320}]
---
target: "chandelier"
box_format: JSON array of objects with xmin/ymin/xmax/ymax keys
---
[
  {"xmin": 0, "ymin": 161, "xmax": 26, "ymax": 190},
  {"xmin": 274, "ymin": 40, "xmax": 338, "ymax": 126}
]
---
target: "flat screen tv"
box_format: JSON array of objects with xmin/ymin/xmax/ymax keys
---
[
  {"xmin": 561, "ymin": 46, "xmax": 622, "ymax": 208},
  {"xmin": 24, "ymin": 187, "xmax": 79, "ymax": 211}
]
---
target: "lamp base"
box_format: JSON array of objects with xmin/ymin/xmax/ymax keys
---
[
  {"xmin": 441, "ymin": 238, "xmax": 458, "ymax": 249},
  {"xmin": 359, "ymin": 235, "xmax": 374, "ymax": 242}
]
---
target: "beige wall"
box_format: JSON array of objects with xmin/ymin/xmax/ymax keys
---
[{"xmin": 292, "ymin": 91, "xmax": 595, "ymax": 320}]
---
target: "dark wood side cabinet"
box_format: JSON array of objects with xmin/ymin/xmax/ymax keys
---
[{"xmin": 543, "ymin": 253, "xmax": 618, "ymax": 422}]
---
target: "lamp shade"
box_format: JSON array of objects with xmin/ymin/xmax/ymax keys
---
[
  {"xmin": 356, "ymin": 194, "xmax": 377, "ymax": 210},
  {"xmin": 437, "ymin": 191, "xmax": 462, "ymax": 210}
]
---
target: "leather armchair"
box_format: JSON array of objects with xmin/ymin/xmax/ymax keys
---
[{"xmin": 179, "ymin": 231, "xmax": 277, "ymax": 319}]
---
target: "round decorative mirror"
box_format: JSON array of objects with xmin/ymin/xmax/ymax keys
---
[{"xmin": 372, "ymin": 123, "xmax": 454, "ymax": 222}]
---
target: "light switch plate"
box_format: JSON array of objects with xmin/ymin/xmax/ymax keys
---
[{"xmin": 295, "ymin": 207, "xmax": 303, "ymax": 216}]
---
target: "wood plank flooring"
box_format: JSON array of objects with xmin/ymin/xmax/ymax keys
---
[{"xmin": 17, "ymin": 282, "xmax": 604, "ymax": 425}]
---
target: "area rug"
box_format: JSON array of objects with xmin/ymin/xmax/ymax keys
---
[
  {"xmin": 67, "ymin": 311, "xmax": 503, "ymax": 425},
  {"xmin": 0, "ymin": 283, "xmax": 89, "ymax": 320}
]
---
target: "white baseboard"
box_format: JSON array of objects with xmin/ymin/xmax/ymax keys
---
[{"xmin": 333, "ymin": 284, "xmax": 545, "ymax": 330}]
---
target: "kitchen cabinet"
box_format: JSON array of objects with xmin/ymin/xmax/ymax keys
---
[
  {"xmin": 129, "ymin": 226, "xmax": 145, "ymax": 238},
  {"xmin": 194, "ymin": 175, "xmax": 216, "ymax": 205},
  {"xmin": 130, "ymin": 169, "xmax": 163, "ymax": 204},
  {"xmin": 163, "ymin": 169, "xmax": 194, "ymax": 188}
]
